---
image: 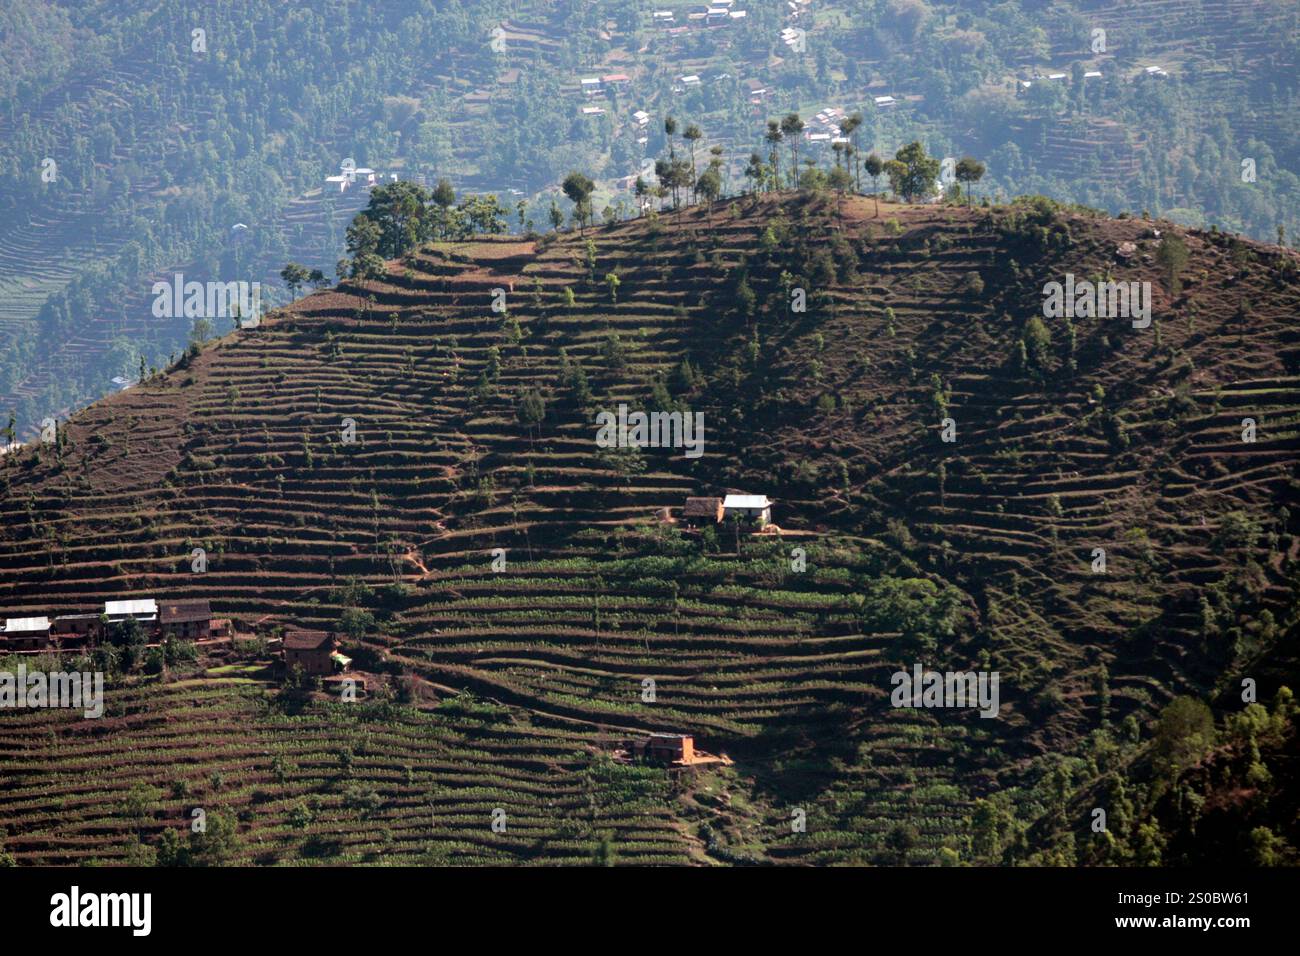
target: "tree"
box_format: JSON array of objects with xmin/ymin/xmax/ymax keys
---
[
  {"xmin": 885, "ymin": 141, "xmax": 941, "ymax": 202},
  {"xmin": 1152, "ymin": 696, "xmax": 1216, "ymax": 779},
  {"xmin": 431, "ymin": 178, "xmax": 456, "ymax": 210},
  {"xmin": 604, "ymin": 271, "xmax": 621, "ymax": 304},
  {"xmin": 765, "ymin": 121, "xmax": 784, "ymax": 190},
  {"xmin": 340, "ymin": 606, "xmax": 375, "ymax": 641},
  {"xmin": 459, "ymin": 194, "xmax": 509, "ymax": 234},
  {"xmin": 361, "ymin": 180, "xmax": 436, "ymax": 257},
  {"xmin": 516, "ymin": 388, "xmax": 546, "ymax": 444},
  {"xmin": 829, "ymin": 166, "xmax": 853, "ymax": 223},
  {"xmin": 683, "ymin": 123, "xmax": 702, "ymax": 199},
  {"xmin": 780, "ymin": 113, "xmax": 805, "ymax": 188},
  {"xmin": 864, "ymin": 153, "xmax": 884, "ymax": 216},
  {"xmin": 1156, "ymin": 234, "xmax": 1190, "ymax": 295},
  {"xmin": 279, "ymin": 262, "xmax": 310, "ymax": 296},
  {"xmin": 697, "ymin": 166, "xmax": 722, "ymax": 223},
  {"xmin": 839, "ymin": 112, "xmax": 863, "ymax": 190},
  {"xmin": 1021, "ymin": 316, "xmax": 1052, "ymax": 371},
  {"xmin": 548, "ymin": 199, "xmax": 564, "ymax": 232},
  {"xmin": 743, "ymin": 152, "xmax": 765, "ymax": 194},
  {"xmin": 562, "ymin": 171, "xmax": 596, "ymax": 234},
  {"xmin": 954, "ymin": 157, "xmax": 986, "ymax": 205},
  {"xmin": 188, "ymin": 317, "xmax": 213, "ymax": 352},
  {"xmin": 344, "ymin": 214, "xmax": 386, "ymax": 279}
]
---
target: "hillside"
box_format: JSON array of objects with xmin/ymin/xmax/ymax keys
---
[{"xmin": 2, "ymin": 192, "xmax": 1299, "ymax": 866}]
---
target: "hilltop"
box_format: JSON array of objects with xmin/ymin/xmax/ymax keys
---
[{"xmin": 2, "ymin": 193, "xmax": 1299, "ymax": 866}]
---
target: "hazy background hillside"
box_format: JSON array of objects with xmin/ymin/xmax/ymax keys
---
[{"xmin": 1, "ymin": 0, "xmax": 1297, "ymax": 438}]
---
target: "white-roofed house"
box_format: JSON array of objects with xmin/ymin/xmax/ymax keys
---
[
  {"xmin": 722, "ymin": 494, "xmax": 773, "ymax": 527},
  {"xmin": 104, "ymin": 598, "xmax": 158, "ymax": 624},
  {"xmin": 1, "ymin": 616, "xmax": 51, "ymax": 650}
]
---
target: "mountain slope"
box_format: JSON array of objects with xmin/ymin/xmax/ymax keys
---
[{"xmin": 2, "ymin": 193, "xmax": 1298, "ymax": 865}]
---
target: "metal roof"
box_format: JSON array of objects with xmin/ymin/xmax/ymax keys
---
[
  {"xmin": 104, "ymin": 598, "xmax": 158, "ymax": 616},
  {"xmin": 3, "ymin": 617, "xmax": 50, "ymax": 632},
  {"xmin": 723, "ymin": 494, "xmax": 771, "ymax": 510}
]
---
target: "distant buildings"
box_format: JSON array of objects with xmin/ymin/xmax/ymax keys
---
[{"xmin": 0, "ymin": 597, "xmax": 226, "ymax": 652}]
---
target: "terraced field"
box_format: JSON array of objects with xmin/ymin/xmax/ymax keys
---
[{"xmin": 2, "ymin": 193, "xmax": 1298, "ymax": 865}]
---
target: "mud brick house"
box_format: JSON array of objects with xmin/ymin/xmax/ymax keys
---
[
  {"xmin": 283, "ymin": 630, "xmax": 345, "ymax": 676},
  {"xmin": 633, "ymin": 733, "xmax": 696, "ymax": 764},
  {"xmin": 0, "ymin": 617, "xmax": 51, "ymax": 650},
  {"xmin": 682, "ymin": 496, "xmax": 723, "ymax": 526},
  {"xmin": 722, "ymin": 494, "xmax": 772, "ymax": 527},
  {"xmin": 52, "ymin": 613, "xmax": 100, "ymax": 645},
  {"xmin": 159, "ymin": 599, "xmax": 213, "ymax": 640}
]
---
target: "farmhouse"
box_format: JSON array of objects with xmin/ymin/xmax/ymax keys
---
[
  {"xmin": 723, "ymin": 494, "xmax": 772, "ymax": 526},
  {"xmin": 682, "ymin": 496, "xmax": 723, "ymax": 526},
  {"xmin": 52, "ymin": 613, "xmax": 100, "ymax": 644},
  {"xmin": 0, "ymin": 617, "xmax": 51, "ymax": 650},
  {"xmin": 283, "ymin": 630, "xmax": 344, "ymax": 677},
  {"xmin": 602, "ymin": 73, "xmax": 630, "ymax": 89},
  {"xmin": 873, "ymin": 95, "xmax": 897, "ymax": 109},
  {"xmin": 159, "ymin": 599, "xmax": 213, "ymax": 640},
  {"xmin": 628, "ymin": 733, "xmax": 732, "ymax": 767},
  {"xmin": 581, "ymin": 77, "xmax": 602, "ymax": 96},
  {"xmin": 104, "ymin": 598, "xmax": 157, "ymax": 625}
]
